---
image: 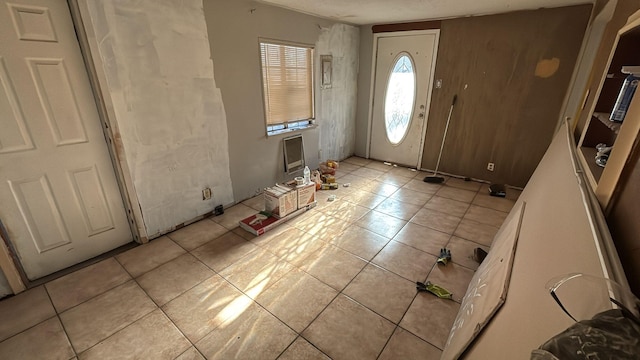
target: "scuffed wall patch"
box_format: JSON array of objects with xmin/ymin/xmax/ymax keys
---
[
  {"xmin": 85, "ymin": 0, "xmax": 234, "ymax": 237},
  {"xmin": 535, "ymin": 57, "xmax": 560, "ymax": 78},
  {"xmin": 316, "ymin": 23, "xmax": 359, "ymax": 161}
]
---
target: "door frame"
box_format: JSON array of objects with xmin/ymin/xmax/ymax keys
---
[
  {"xmin": 366, "ymin": 29, "xmax": 440, "ymax": 169},
  {"xmin": 0, "ymin": 0, "xmax": 147, "ymax": 294}
]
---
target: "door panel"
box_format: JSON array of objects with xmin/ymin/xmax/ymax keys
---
[
  {"xmin": 370, "ymin": 32, "xmax": 438, "ymax": 167},
  {"xmin": 0, "ymin": 58, "xmax": 34, "ymax": 153},
  {"xmin": 0, "ymin": 0, "xmax": 132, "ymax": 280},
  {"xmin": 28, "ymin": 58, "xmax": 89, "ymax": 145}
]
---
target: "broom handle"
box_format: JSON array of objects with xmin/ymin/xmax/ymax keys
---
[{"xmin": 433, "ymin": 95, "xmax": 457, "ymax": 176}]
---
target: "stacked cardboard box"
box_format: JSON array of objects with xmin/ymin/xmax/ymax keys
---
[
  {"xmin": 264, "ymin": 184, "xmax": 297, "ymax": 219},
  {"xmin": 239, "ymin": 181, "xmax": 317, "ymax": 236},
  {"xmin": 283, "ymin": 180, "xmax": 316, "ymax": 208}
]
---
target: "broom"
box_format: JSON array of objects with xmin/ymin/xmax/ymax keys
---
[{"xmin": 424, "ymin": 94, "xmax": 457, "ymax": 183}]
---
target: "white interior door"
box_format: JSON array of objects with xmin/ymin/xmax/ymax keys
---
[
  {"xmin": 370, "ymin": 31, "xmax": 439, "ymax": 167},
  {"xmin": 0, "ymin": 0, "xmax": 132, "ymax": 280}
]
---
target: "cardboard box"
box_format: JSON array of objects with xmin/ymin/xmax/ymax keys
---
[
  {"xmin": 284, "ymin": 180, "xmax": 316, "ymax": 208},
  {"xmin": 296, "ymin": 182, "xmax": 316, "ymax": 208},
  {"xmin": 264, "ymin": 184, "xmax": 297, "ymax": 219}
]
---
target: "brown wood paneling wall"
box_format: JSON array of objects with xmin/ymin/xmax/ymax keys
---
[{"xmin": 421, "ymin": 5, "xmax": 591, "ymax": 187}]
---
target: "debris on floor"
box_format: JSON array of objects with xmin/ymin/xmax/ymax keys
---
[
  {"xmin": 319, "ymin": 160, "xmax": 338, "ymax": 175},
  {"xmin": 318, "ymin": 160, "xmax": 339, "ymax": 190},
  {"xmin": 416, "ymin": 281, "xmax": 453, "ymax": 300},
  {"xmin": 320, "ymin": 183, "xmax": 339, "ymax": 190},
  {"xmin": 437, "ymin": 248, "xmax": 452, "ymax": 266},
  {"xmin": 489, "ymin": 183, "xmax": 506, "ymax": 197}
]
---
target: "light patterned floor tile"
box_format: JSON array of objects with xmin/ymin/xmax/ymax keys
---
[
  {"xmin": 343, "ymin": 264, "xmax": 415, "ymax": 323},
  {"xmin": 435, "ymin": 186, "xmax": 477, "ymax": 203},
  {"xmin": 472, "ymin": 192, "xmax": 516, "ymax": 212},
  {"xmin": 300, "ymin": 244, "xmax": 367, "ymax": 291},
  {"xmin": 389, "ymin": 188, "xmax": 433, "ymax": 206},
  {"xmin": 454, "ymin": 218, "xmax": 500, "ymax": 246},
  {"xmin": 372, "ymin": 241, "xmax": 436, "ymax": 281},
  {"xmin": 191, "ymin": 231, "xmax": 258, "ymax": 272},
  {"xmin": 379, "ymin": 327, "xmax": 442, "ymax": 360},
  {"xmin": 136, "ymin": 253, "xmax": 214, "ymax": 306},
  {"xmin": 410, "ymin": 208, "xmax": 461, "ymax": 234},
  {"xmin": 463, "ymin": 205, "xmax": 508, "ymax": 228},
  {"xmin": 356, "ymin": 211, "xmax": 407, "ymax": 239},
  {"xmin": 255, "ymin": 269, "xmax": 338, "ymax": 332},
  {"xmin": 0, "ymin": 286, "xmax": 55, "ymax": 342},
  {"xmin": 60, "ymin": 280, "xmax": 156, "ymax": 353},
  {"xmin": 115, "ymin": 236, "xmax": 185, "ymax": 277},
  {"xmin": 278, "ymin": 337, "xmax": 330, "ymax": 360},
  {"xmin": 78, "ymin": 309, "xmax": 190, "ymax": 360},
  {"xmin": 195, "ymin": 301, "xmax": 297, "ymax": 360},
  {"xmin": 0, "ymin": 162, "xmax": 527, "ymax": 360},
  {"xmin": 342, "ymin": 156, "xmax": 371, "ymax": 166},
  {"xmin": 327, "ymin": 226, "xmax": 390, "ymax": 260},
  {"xmin": 303, "ymin": 294, "xmax": 395, "ymax": 360},
  {"xmin": 46, "ymin": 258, "xmax": 131, "ymax": 313},
  {"xmin": 400, "ymin": 294, "xmax": 459, "ymax": 349},
  {"xmin": 402, "ymin": 179, "xmax": 442, "ymax": 195},
  {"xmin": 0, "ymin": 317, "xmax": 74, "ymax": 360},
  {"xmin": 219, "ymin": 249, "xmax": 294, "ymax": 296},
  {"xmin": 167, "ymin": 219, "xmax": 228, "ymax": 250},
  {"xmin": 392, "ymin": 222, "xmax": 450, "ymax": 257},
  {"xmin": 374, "ymin": 198, "xmax": 422, "ymax": 221},
  {"xmin": 175, "ymin": 347, "xmax": 205, "ymax": 360},
  {"xmin": 423, "ymin": 196, "xmax": 471, "ymax": 218},
  {"xmin": 162, "ymin": 275, "xmax": 247, "ymax": 343}
]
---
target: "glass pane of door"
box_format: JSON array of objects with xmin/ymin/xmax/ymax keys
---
[{"xmin": 384, "ymin": 54, "xmax": 416, "ymax": 144}]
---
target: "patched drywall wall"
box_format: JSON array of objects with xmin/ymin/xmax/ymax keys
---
[
  {"xmin": 204, "ymin": 0, "xmax": 358, "ymax": 201},
  {"xmin": 316, "ymin": 24, "xmax": 359, "ymax": 161},
  {"xmin": 82, "ymin": 0, "xmax": 234, "ymax": 237},
  {"xmin": 355, "ymin": 25, "xmax": 374, "ymax": 157}
]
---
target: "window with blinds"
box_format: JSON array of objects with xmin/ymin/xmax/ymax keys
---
[{"xmin": 260, "ymin": 41, "xmax": 315, "ymax": 134}]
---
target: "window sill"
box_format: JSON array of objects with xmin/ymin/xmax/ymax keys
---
[{"xmin": 267, "ymin": 122, "xmax": 317, "ymax": 137}]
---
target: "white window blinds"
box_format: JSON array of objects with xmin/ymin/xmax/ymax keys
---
[{"xmin": 260, "ymin": 42, "xmax": 314, "ymax": 126}]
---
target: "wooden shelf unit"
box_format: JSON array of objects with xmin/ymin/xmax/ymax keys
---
[
  {"xmin": 593, "ymin": 112, "xmax": 622, "ymax": 134},
  {"xmin": 577, "ymin": 16, "xmax": 640, "ymax": 208}
]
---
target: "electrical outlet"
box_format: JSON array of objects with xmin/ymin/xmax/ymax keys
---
[
  {"xmin": 202, "ymin": 187, "xmax": 212, "ymax": 200},
  {"xmin": 487, "ymin": 162, "xmax": 495, "ymax": 172}
]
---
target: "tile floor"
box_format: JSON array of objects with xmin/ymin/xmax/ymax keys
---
[{"xmin": 0, "ymin": 157, "xmax": 520, "ymax": 360}]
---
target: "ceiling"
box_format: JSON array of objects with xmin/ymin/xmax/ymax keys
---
[{"xmin": 257, "ymin": 0, "xmax": 594, "ymax": 25}]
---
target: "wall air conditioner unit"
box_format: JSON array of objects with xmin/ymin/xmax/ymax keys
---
[{"xmin": 283, "ymin": 134, "xmax": 305, "ymax": 174}]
